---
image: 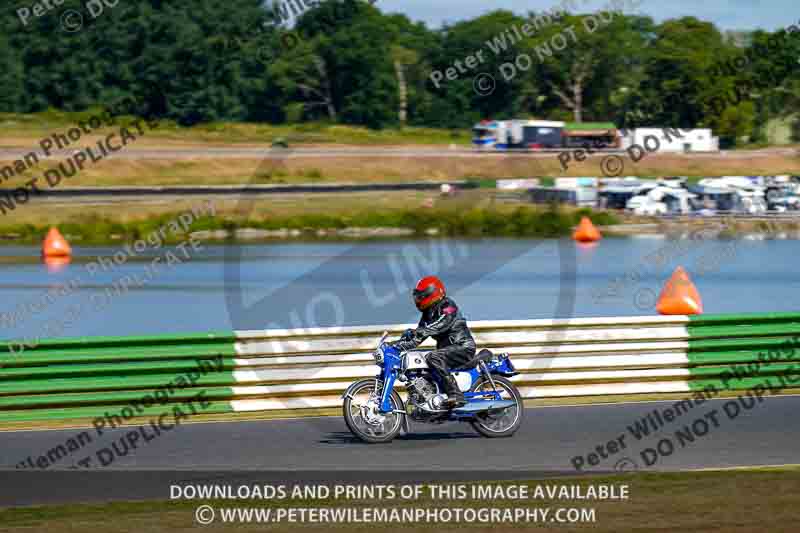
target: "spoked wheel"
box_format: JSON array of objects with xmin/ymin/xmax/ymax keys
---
[
  {"xmin": 343, "ymin": 379, "xmax": 404, "ymax": 444},
  {"xmin": 469, "ymin": 375, "xmax": 523, "ymax": 438}
]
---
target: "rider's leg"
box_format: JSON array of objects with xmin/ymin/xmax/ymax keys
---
[
  {"xmin": 444, "ymin": 345, "xmax": 475, "ymax": 406},
  {"xmin": 426, "ymin": 347, "xmax": 471, "ymax": 407},
  {"xmin": 446, "ymin": 344, "xmax": 475, "ymax": 370}
]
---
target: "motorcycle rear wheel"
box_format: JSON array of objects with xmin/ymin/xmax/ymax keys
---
[
  {"xmin": 469, "ymin": 376, "xmax": 523, "ymax": 438},
  {"xmin": 343, "ymin": 379, "xmax": 405, "ymax": 444}
]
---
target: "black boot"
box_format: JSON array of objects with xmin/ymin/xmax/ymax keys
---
[{"xmin": 443, "ymin": 375, "xmax": 466, "ymax": 408}]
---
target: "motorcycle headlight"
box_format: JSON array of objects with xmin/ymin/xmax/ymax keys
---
[{"xmin": 373, "ymin": 347, "xmax": 384, "ymax": 364}]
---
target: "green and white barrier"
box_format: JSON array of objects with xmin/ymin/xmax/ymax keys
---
[{"xmin": 2, "ymin": 312, "xmax": 800, "ymax": 424}]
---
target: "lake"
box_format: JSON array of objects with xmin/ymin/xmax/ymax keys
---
[{"xmin": 1, "ymin": 235, "xmax": 797, "ymax": 341}]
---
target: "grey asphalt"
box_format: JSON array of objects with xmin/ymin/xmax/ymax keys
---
[
  {"xmin": 0, "ymin": 182, "xmax": 467, "ymax": 198},
  {"xmin": 1, "ymin": 396, "xmax": 797, "ymax": 476}
]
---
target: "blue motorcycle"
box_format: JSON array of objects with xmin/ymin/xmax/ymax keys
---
[{"xmin": 342, "ymin": 332, "xmax": 523, "ymax": 443}]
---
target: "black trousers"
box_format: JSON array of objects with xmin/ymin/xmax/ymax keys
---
[{"xmin": 425, "ymin": 344, "xmax": 476, "ymax": 391}]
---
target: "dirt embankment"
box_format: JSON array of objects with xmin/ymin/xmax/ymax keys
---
[{"xmin": 1, "ymin": 140, "xmax": 799, "ymax": 188}]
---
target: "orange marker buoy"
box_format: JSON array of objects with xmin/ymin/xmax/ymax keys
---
[
  {"xmin": 43, "ymin": 255, "xmax": 71, "ymax": 272},
  {"xmin": 656, "ymin": 266, "xmax": 703, "ymax": 315},
  {"xmin": 42, "ymin": 227, "xmax": 72, "ymax": 258},
  {"xmin": 576, "ymin": 241, "xmax": 599, "ymax": 251},
  {"xmin": 573, "ymin": 216, "xmax": 601, "ymax": 243}
]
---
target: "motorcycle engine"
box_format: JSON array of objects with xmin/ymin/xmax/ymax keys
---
[
  {"xmin": 407, "ymin": 376, "xmax": 447, "ymax": 417},
  {"xmin": 408, "ymin": 376, "xmax": 437, "ymax": 403}
]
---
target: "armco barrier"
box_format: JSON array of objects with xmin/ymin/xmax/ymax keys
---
[{"xmin": 2, "ymin": 312, "xmax": 800, "ymax": 424}]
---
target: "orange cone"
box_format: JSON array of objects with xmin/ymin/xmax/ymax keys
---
[
  {"xmin": 573, "ymin": 216, "xmax": 601, "ymax": 243},
  {"xmin": 656, "ymin": 266, "xmax": 703, "ymax": 315},
  {"xmin": 42, "ymin": 227, "xmax": 72, "ymax": 257},
  {"xmin": 43, "ymin": 255, "xmax": 71, "ymax": 272}
]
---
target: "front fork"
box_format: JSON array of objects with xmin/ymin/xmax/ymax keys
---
[
  {"xmin": 379, "ymin": 370, "xmax": 398, "ymax": 413},
  {"xmin": 377, "ymin": 370, "xmax": 410, "ymax": 434}
]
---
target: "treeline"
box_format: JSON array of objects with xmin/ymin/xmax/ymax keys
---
[{"xmin": 1, "ymin": 0, "xmax": 798, "ymax": 144}]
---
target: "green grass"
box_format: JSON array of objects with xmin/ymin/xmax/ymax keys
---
[
  {"xmin": 1, "ymin": 468, "xmax": 799, "ymax": 532},
  {"xmin": 0, "ymin": 111, "xmax": 471, "ymax": 146},
  {"xmin": 0, "ymin": 205, "xmax": 619, "ymax": 245}
]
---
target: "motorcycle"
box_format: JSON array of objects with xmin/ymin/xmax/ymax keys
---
[{"xmin": 342, "ymin": 332, "xmax": 523, "ymax": 443}]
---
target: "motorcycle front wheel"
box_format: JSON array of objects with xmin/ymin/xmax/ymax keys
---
[
  {"xmin": 469, "ymin": 375, "xmax": 523, "ymax": 438},
  {"xmin": 343, "ymin": 378, "xmax": 405, "ymax": 444}
]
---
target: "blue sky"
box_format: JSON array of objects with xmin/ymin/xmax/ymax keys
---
[{"xmin": 375, "ymin": 0, "xmax": 796, "ymax": 31}]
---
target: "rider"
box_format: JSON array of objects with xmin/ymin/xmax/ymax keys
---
[{"xmin": 388, "ymin": 276, "xmax": 476, "ymax": 408}]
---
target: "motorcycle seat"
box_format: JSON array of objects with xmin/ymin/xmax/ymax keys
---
[{"xmin": 451, "ymin": 349, "xmax": 494, "ymax": 371}]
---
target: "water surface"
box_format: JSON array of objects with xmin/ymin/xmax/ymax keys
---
[{"xmin": 1, "ymin": 236, "xmax": 796, "ymax": 341}]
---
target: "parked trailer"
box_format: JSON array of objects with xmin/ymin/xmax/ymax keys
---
[
  {"xmin": 598, "ymin": 179, "xmax": 651, "ymax": 209},
  {"xmin": 498, "ymin": 120, "xmax": 565, "ymax": 149},
  {"xmin": 563, "ymin": 122, "xmax": 620, "ymax": 148},
  {"xmin": 474, "ymin": 121, "xmax": 717, "ymax": 153},
  {"xmin": 528, "ymin": 186, "xmax": 597, "ymax": 207},
  {"xmin": 473, "ymin": 119, "xmax": 566, "ymax": 150},
  {"xmin": 473, "ymin": 119, "xmax": 621, "ymax": 150}
]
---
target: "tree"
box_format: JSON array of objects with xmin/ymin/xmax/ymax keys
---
[
  {"xmin": 745, "ymin": 28, "xmax": 800, "ymax": 127},
  {"xmin": 293, "ymin": 0, "xmax": 398, "ymax": 127},
  {"xmin": 0, "ymin": 35, "xmax": 23, "ymax": 112},
  {"xmin": 8, "ymin": 0, "xmax": 275, "ymax": 124},
  {"xmin": 638, "ymin": 17, "xmax": 736, "ymax": 132},
  {"xmin": 379, "ymin": 13, "xmax": 439, "ymax": 127},
  {"xmin": 532, "ymin": 13, "xmax": 653, "ymax": 123},
  {"xmin": 3, "ymin": 0, "xmax": 790, "ymax": 135},
  {"xmin": 391, "ymin": 45, "xmax": 417, "ymax": 126},
  {"xmin": 716, "ymin": 101, "xmax": 756, "ymax": 143},
  {"xmin": 269, "ymin": 41, "xmax": 338, "ymax": 121},
  {"xmin": 422, "ymin": 10, "xmax": 539, "ymax": 126}
]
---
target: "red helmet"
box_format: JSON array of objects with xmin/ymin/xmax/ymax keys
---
[{"xmin": 413, "ymin": 276, "xmax": 445, "ymax": 311}]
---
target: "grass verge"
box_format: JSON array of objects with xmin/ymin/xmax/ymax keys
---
[
  {"xmin": 1, "ymin": 468, "xmax": 799, "ymax": 531},
  {"xmin": 2, "ymin": 152, "xmax": 799, "ymax": 188},
  {"xmin": 0, "ymin": 194, "xmax": 619, "ymax": 245},
  {"xmin": 0, "ymin": 113, "xmax": 470, "ymax": 146}
]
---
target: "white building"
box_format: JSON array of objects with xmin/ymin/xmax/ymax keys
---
[{"xmin": 620, "ymin": 128, "xmax": 718, "ymax": 153}]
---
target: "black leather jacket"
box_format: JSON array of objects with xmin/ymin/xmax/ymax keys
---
[{"xmin": 390, "ymin": 297, "xmax": 476, "ymax": 352}]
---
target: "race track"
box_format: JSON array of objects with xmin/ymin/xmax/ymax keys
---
[{"xmin": 1, "ymin": 396, "xmax": 797, "ymax": 477}]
